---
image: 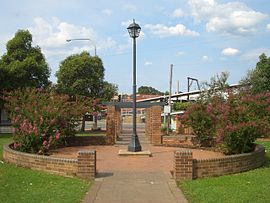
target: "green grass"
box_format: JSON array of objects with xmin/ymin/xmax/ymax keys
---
[
  {"xmin": 0, "ymin": 134, "xmax": 92, "ymax": 203},
  {"xmin": 179, "ymin": 141, "xmax": 270, "ymax": 203},
  {"xmin": 75, "ymin": 130, "xmax": 106, "ymax": 137}
]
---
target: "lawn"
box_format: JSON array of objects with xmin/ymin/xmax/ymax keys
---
[
  {"xmin": 75, "ymin": 130, "xmax": 106, "ymax": 137},
  {"xmin": 179, "ymin": 141, "xmax": 270, "ymax": 203},
  {"xmin": 0, "ymin": 134, "xmax": 91, "ymax": 203}
]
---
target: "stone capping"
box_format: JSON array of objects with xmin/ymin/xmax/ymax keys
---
[
  {"xmin": 3, "ymin": 144, "xmax": 96, "ymax": 180},
  {"xmin": 174, "ymin": 145, "xmax": 265, "ymax": 181}
]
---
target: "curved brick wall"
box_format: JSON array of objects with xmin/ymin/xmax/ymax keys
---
[
  {"xmin": 3, "ymin": 144, "xmax": 96, "ymax": 180},
  {"xmin": 174, "ymin": 145, "xmax": 265, "ymax": 180}
]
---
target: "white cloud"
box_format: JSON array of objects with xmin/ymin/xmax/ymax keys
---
[
  {"xmin": 144, "ymin": 61, "xmax": 153, "ymax": 66},
  {"xmin": 241, "ymin": 48, "xmax": 270, "ymax": 61},
  {"xmin": 102, "ymin": 9, "xmax": 113, "ymax": 16},
  {"xmin": 188, "ymin": 0, "xmax": 267, "ymax": 35},
  {"xmin": 171, "ymin": 8, "xmax": 184, "ymax": 18},
  {"xmin": 202, "ymin": 55, "xmax": 209, "ymax": 61},
  {"xmin": 144, "ymin": 24, "xmax": 199, "ymax": 37},
  {"xmin": 222, "ymin": 48, "xmax": 240, "ymax": 56},
  {"xmin": 267, "ymin": 24, "xmax": 270, "ymax": 31},
  {"xmin": 29, "ymin": 17, "xmax": 95, "ymax": 49}
]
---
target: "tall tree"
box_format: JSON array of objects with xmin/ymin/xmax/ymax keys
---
[
  {"xmin": 138, "ymin": 86, "xmax": 163, "ymax": 95},
  {"xmin": 0, "ymin": 29, "xmax": 50, "ymax": 123},
  {"xmin": 241, "ymin": 53, "xmax": 270, "ymax": 93},
  {"xmin": 0, "ymin": 29, "xmax": 51, "ymax": 89},
  {"xmin": 56, "ymin": 51, "xmax": 118, "ymax": 131}
]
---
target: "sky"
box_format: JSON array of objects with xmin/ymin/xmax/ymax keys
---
[{"xmin": 0, "ymin": 0, "xmax": 270, "ymax": 94}]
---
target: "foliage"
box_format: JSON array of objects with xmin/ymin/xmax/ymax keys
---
[
  {"xmin": 241, "ymin": 53, "xmax": 270, "ymax": 94},
  {"xmin": 0, "ymin": 134, "xmax": 91, "ymax": 203},
  {"xmin": 199, "ymin": 71, "xmax": 230, "ymax": 102},
  {"xmin": 56, "ymin": 51, "xmax": 117, "ymax": 100},
  {"xmin": 182, "ymin": 91, "xmax": 270, "ymax": 153},
  {"xmin": 182, "ymin": 102, "xmax": 215, "ymax": 147},
  {"xmin": 179, "ymin": 141, "xmax": 270, "ymax": 203},
  {"xmin": 138, "ymin": 86, "xmax": 163, "ymax": 95},
  {"xmin": 173, "ymin": 102, "xmax": 191, "ymax": 111},
  {"xmin": 0, "ymin": 29, "xmax": 51, "ymax": 90},
  {"xmin": 4, "ymin": 88, "xmax": 91, "ymax": 154}
]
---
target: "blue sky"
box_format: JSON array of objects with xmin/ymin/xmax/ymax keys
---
[{"xmin": 1, "ymin": 0, "xmax": 270, "ymax": 93}]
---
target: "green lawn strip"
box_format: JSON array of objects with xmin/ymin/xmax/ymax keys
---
[
  {"xmin": 0, "ymin": 134, "xmax": 92, "ymax": 203},
  {"xmin": 179, "ymin": 141, "xmax": 270, "ymax": 203},
  {"xmin": 75, "ymin": 131, "xmax": 106, "ymax": 137}
]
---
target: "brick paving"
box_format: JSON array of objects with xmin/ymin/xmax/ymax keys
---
[{"xmin": 51, "ymin": 127, "xmax": 224, "ymax": 203}]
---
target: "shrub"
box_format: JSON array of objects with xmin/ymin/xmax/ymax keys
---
[
  {"xmin": 173, "ymin": 102, "xmax": 191, "ymax": 111},
  {"xmin": 182, "ymin": 102, "xmax": 215, "ymax": 147},
  {"xmin": 182, "ymin": 91, "xmax": 270, "ymax": 154},
  {"xmin": 4, "ymin": 88, "xmax": 91, "ymax": 154}
]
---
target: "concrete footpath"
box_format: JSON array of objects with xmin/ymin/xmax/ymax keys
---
[{"xmin": 83, "ymin": 171, "xmax": 188, "ymax": 203}]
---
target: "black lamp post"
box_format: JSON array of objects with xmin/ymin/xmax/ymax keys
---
[{"xmin": 127, "ymin": 19, "xmax": 142, "ymax": 152}]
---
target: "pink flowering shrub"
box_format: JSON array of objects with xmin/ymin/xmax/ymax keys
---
[
  {"xmin": 4, "ymin": 88, "xmax": 91, "ymax": 154},
  {"xmin": 182, "ymin": 91, "xmax": 270, "ymax": 154}
]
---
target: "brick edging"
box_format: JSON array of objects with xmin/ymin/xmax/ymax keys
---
[
  {"xmin": 174, "ymin": 145, "xmax": 265, "ymax": 180},
  {"xmin": 3, "ymin": 144, "xmax": 96, "ymax": 180}
]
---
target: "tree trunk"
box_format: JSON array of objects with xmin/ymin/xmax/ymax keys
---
[
  {"xmin": 81, "ymin": 116, "xmax": 85, "ymax": 132},
  {"xmin": 92, "ymin": 115, "xmax": 98, "ymax": 130}
]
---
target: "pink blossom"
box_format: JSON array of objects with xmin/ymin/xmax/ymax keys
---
[
  {"xmin": 42, "ymin": 140, "xmax": 47, "ymax": 146},
  {"xmin": 55, "ymin": 130, "xmax": 60, "ymax": 140}
]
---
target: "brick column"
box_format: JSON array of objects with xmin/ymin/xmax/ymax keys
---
[
  {"xmin": 151, "ymin": 106, "xmax": 162, "ymax": 145},
  {"xmin": 174, "ymin": 150, "xmax": 193, "ymax": 181},
  {"xmin": 106, "ymin": 106, "xmax": 116, "ymax": 144},
  {"xmin": 145, "ymin": 107, "xmax": 152, "ymax": 141},
  {"xmin": 77, "ymin": 151, "xmax": 96, "ymax": 180}
]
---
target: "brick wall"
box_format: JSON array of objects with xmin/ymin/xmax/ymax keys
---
[
  {"xmin": 3, "ymin": 144, "xmax": 96, "ymax": 180},
  {"xmin": 162, "ymin": 135, "xmax": 194, "ymax": 148},
  {"xmin": 175, "ymin": 118, "xmax": 193, "ymax": 135},
  {"xmin": 106, "ymin": 106, "xmax": 121, "ymax": 144},
  {"xmin": 67, "ymin": 135, "xmax": 111, "ymax": 146},
  {"xmin": 174, "ymin": 150, "xmax": 193, "ymax": 180},
  {"xmin": 145, "ymin": 106, "xmax": 162, "ymax": 145},
  {"xmin": 174, "ymin": 145, "xmax": 265, "ymax": 181}
]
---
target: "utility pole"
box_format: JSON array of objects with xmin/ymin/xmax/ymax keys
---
[{"xmin": 167, "ymin": 64, "xmax": 173, "ymax": 135}]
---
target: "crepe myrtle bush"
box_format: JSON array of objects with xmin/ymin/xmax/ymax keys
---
[
  {"xmin": 4, "ymin": 88, "xmax": 92, "ymax": 154},
  {"xmin": 181, "ymin": 91, "xmax": 270, "ymax": 154}
]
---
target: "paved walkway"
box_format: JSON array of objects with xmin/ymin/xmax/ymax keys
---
[
  {"xmin": 81, "ymin": 126, "xmax": 189, "ymax": 203},
  {"xmin": 51, "ymin": 125, "xmax": 224, "ymax": 203},
  {"xmin": 83, "ymin": 171, "xmax": 187, "ymax": 203}
]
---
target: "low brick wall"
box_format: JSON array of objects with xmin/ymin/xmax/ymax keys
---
[
  {"xmin": 3, "ymin": 144, "xmax": 96, "ymax": 180},
  {"xmin": 162, "ymin": 135, "xmax": 194, "ymax": 148},
  {"xmin": 174, "ymin": 145, "xmax": 265, "ymax": 181},
  {"xmin": 67, "ymin": 135, "xmax": 112, "ymax": 146}
]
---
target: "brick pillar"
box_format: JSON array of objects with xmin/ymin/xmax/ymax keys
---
[
  {"xmin": 77, "ymin": 151, "xmax": 96, "ymax": 180},
  {"xmin": 145, "ymin": 108, "xmax": 151, "ymax": 141},
  {"xmin": 174, "ymin": 150, "xmax": 193, "ymax": 181},
  {"xmin": 106, "ymin": 106, "xmax": 116, "ymax": 144},
  {"xmin": 151, "ymin": 106, "xmax": 162, "ymax": 145},
  {"xmin": 176, "ymin": 118, "xmax": 183, "ymax": 134}
]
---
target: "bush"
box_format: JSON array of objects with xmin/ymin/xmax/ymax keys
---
[
  {"xmin": 182, "ymin": 91, "xmax": 270, "ymax": 154},
  {"xmin": 4, "ymin": 88, "xmax": 91, "ymax": 154},
  {"xmin": 182, "ymin": 102, "xmax": 215, "ymax": 147},
  {"xmin": 173, "ymin": 102, "xmax": 191, "ymax": 111}
]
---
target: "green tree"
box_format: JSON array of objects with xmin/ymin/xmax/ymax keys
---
[
  {"xmin": 0, "ymin": 29, "xmax": 51, "ymax": 89},
  {"xmin": 0, "ymin": 30, "xmax": 51, "ymax": 123},
  {"xmin": 241, "ymin": 53, "xmax": 270, "ymax": 93},
  {"xmin": 56, "ymin": 51, "xmax": 117, "ymax": 131},
  {"xmin": 199, "ymin": 71, "xmax": 230, "ymax": 102},
  {"xmin": 138, "ymin": 86, "xmax": 163, "ymax": 95}
]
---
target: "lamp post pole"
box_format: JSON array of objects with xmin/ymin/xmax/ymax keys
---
[
  {"xmin": 127, "ymin": 19, "xmax": 142, "ymax": 152},
  {"xmin": 66, "ymin": 38, "xmax": 96, "ymax": 56}
]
